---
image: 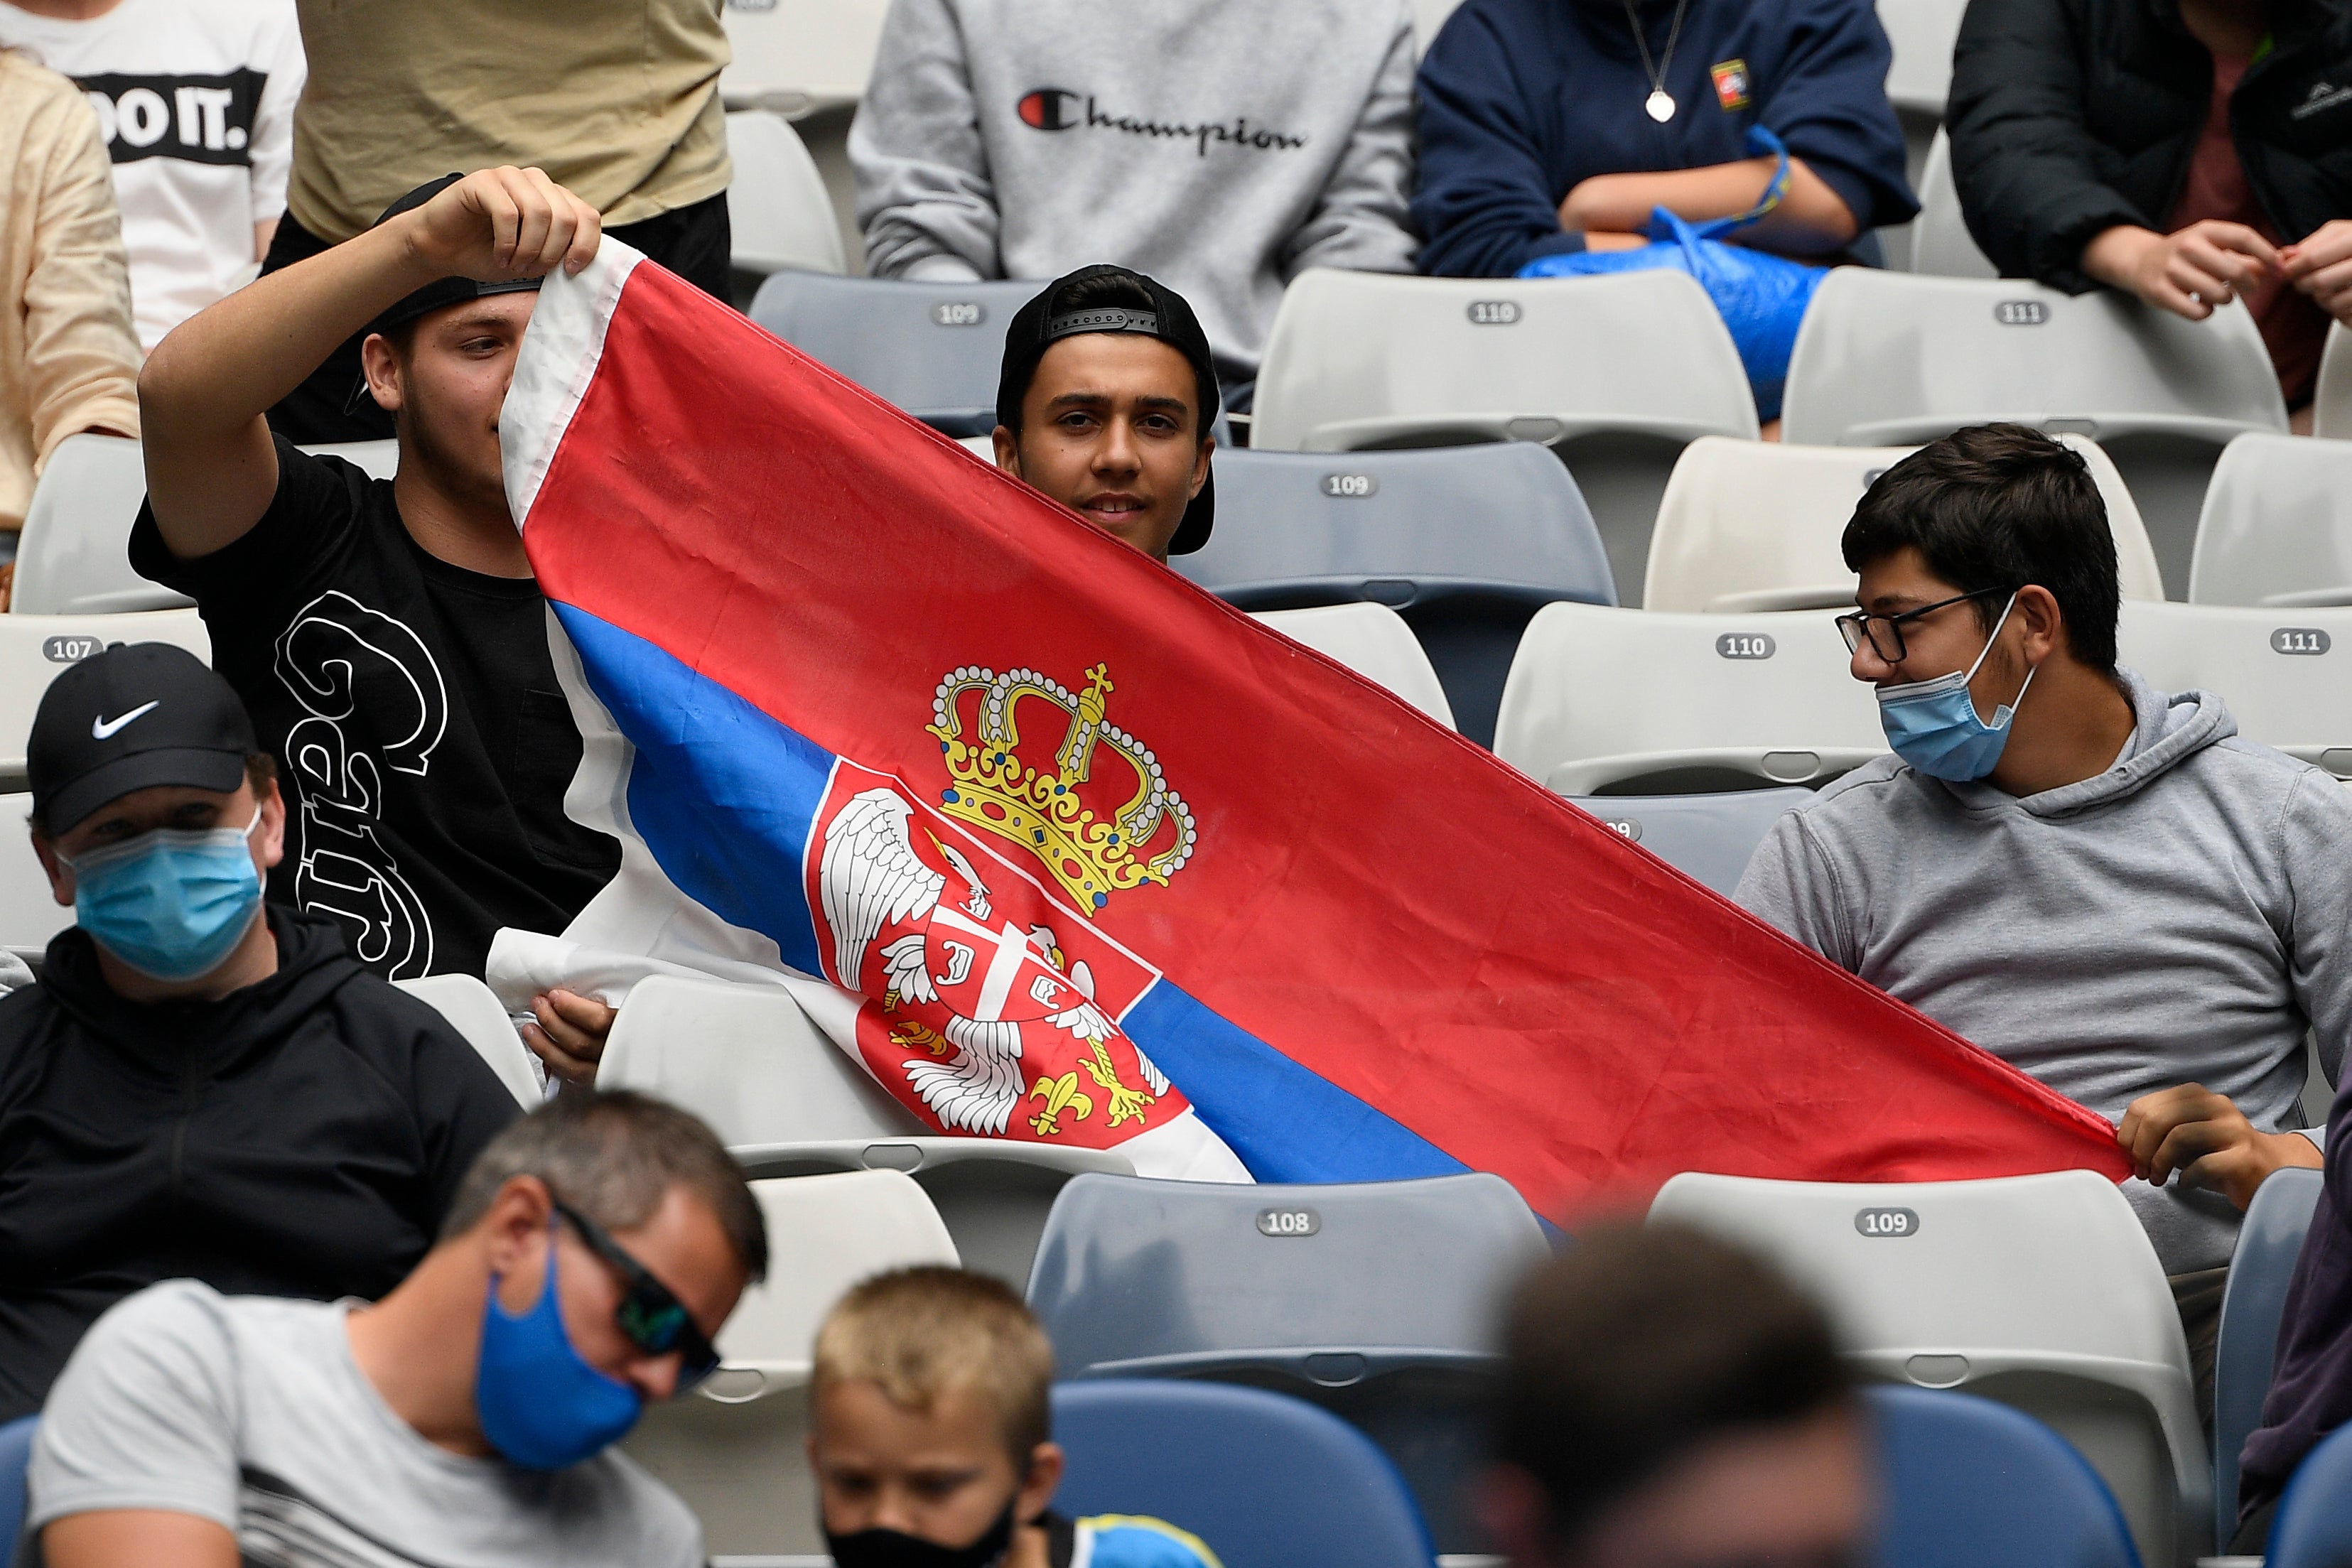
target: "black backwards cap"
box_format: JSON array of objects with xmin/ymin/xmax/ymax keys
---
[
  {"xmin": 344, "ymin": 173, "xmax": 545, "ymax": 414},
  {"xmin": 30, "ymin": 644, "xmax": 257, "ymax": 836},
  {"xmin": 996, "ymin": 264, "xmax": 1219, "ymax": 555}
]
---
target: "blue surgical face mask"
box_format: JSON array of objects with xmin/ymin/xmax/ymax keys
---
[
  {"xmin": 1874, "ymin": 592, "xmax": 2037, "ymax": 782},
  {"xmin": 65, "ymin": 809, "xmax": 265, "ymax": 983},
  {"xmin": 475, "ymin": 1228, "xmax": 644, "ymax": 1470}
]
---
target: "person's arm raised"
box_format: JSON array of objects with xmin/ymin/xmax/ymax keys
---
[{"xmin": 137, "ymin": 166, "xmax": 600, "ymax": 561}]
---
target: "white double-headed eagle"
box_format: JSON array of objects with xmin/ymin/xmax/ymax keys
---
[{"xmin": 820, "ymin": 788, "xmax": 1161, "ymax": 1135}]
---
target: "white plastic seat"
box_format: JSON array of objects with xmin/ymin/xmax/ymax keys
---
[
  {"xmin": 1651, "ymin": 1170, "xmax": 2210, "ymax": 1567},
  {"xmin": 717, "ymin": 0, "xmax": 889, "ymax": 115},
  {"xmin": 2317, "ymin": 321, "xmax": 2351, "ymax": 440},
  {"xmin": 1492, "ymin": 602, "xmax": 1885, "ymax": 795},
  {"xmin": 1644, "ymin": 435, "xmax": 2162, "ymax": 612},
  {"xmin": 2188, "ymin": 433, "xmax": 2352, "ymax": 607},
  {"xmin": 14, "ymin": 434, "xmax": 182, "ymax": 615},
  {"xmin": 301, "ymin": 439, "xmax": 399, "ymax": 480},
  {"xmin": 1782, "ymin": 270, "xmax": 2289, "ymax": 596},
  {"xmin": 0, "ymin": 793, "xmax": 67, "ymax": 957},
  {"xmin": 2115, "ymin": 601, "xmax": 2352, "ymax": 775},
  {"xmin": 389, "ymin": 973, "xmax": 540, "ymax": 1108},
  {"xmin": 623, "ymin": 1169, "xmax": 958, "ymax": 1558},
  {"xmin": 1879, "ymin": 0, "xmax": 1970, "ymax": 117},
  {"xmin": 1250, "ymin": 269, "xmax": 1759, "ymax": 607},
  {"xmin": 0, "ymin": 610, "xmax": 210, "ymax": 790},
  {"xmin": 603, "ymin": 976, "xmax": 1127, "ymax": 1284},
  {"xmin": 1909, "ymin": 128, "xmax": 1996, "ymax": 279},
  {"xmin": 723, "ymin": 110, "xmax": 846, "ymax": 278},
  {"xmin": 1253, "ymin": 604, "xmax": 1456, "ymax": 730}
]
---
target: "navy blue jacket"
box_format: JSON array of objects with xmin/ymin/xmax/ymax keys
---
[{"xmin": 1413, "ymin": 0, "xmax": 1920, "ymax": 278}]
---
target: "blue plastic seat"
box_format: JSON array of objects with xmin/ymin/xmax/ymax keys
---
[
  {"xmin": 1866, "ymin": 1385, "xmax": 2140, "ymax": 1568},
  {"xmin": 747, "ymin": 271, "xmax": 1045, "ymax": 436},
  {"xmin": 1, "ymin": 1415, "xmax": 36, "ymax": 1564},
  {"xmin": 1180, "ymin": 445, "xmax": 1617, "ymax": 746},
  {"xmin": 1026, "ymin": 1172, "xmax": 1548, "ymax": 1555},
  {"xmin": 1562, "ymin": 787, "xmax": 1809, "ymax": 897},
  {"xmin": 1052, "ymin": 1379, "xmax": 1435, "ymax": 1568},
  {"xmin": 2214, "ymin": 1167, "xmax": 2326, "ymax": 1545},
  {"xmin": 2265, "ymin": 1417, "xmax": 2352, "ymax": 1568}
]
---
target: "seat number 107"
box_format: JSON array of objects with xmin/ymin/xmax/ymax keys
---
[{"xmin": 1853, "ymin": 1206, "xmax": 1919, "ymax": 1238}]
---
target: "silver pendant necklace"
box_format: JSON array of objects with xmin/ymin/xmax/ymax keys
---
[{"xmin": 1622, "ymin": 0, "xmax": 1691, "ymax": 121}]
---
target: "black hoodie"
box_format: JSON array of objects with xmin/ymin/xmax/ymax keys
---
[{"xmin": 0, "ymin": 907, "xmax": 520, "ymax": 1421}]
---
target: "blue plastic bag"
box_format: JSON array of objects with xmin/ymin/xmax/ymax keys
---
[{"xmin": 1516, "ymin": 127, "xmax": 1828, "ymax": 422}]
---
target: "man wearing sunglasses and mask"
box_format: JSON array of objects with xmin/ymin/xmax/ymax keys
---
[
  {"xmin": 29, "ymin": 1089, "xmax": 762, "ymax": 1568},
  {"xmin": 0, "ymin": 642, "xmax": 522, "ymax": 1426},
  {"xmin": 1737, "ymin": 423, "xmax": 2352, "ymax": 1422}
]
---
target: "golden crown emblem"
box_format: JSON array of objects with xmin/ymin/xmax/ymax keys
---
[{"xmin": 928, "ymin": 661, "xmax": 1196, "ymax": 915}]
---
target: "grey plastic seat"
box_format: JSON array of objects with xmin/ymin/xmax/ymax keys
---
[
  {"xmin": 13, "ymin": 434, "xmax": 180, "ymax": 615},
  {"xmin": 2318, "ymin": 321, "xmax": 2352, "ymax": 440},
  {"xmin": 2213, "ymin": 1167, "xmax": 2325, "ymax": 1548},
  {"xmin": 1879, "ymin": 0, "xmax": 1969, "ymax": 117},
  {"xmin": 2188, "ymin": 433, "xmax": 2352, "ymax": 607},
  {"xmin": 747, "ymin": 272, "xmax": 1053, "ymax": 437},
  {"xmin": 1250, "ymin": 269, "xmax": 1757, "ymax": 607},
  {"xmin": 724, "ymin": 110, "xmax": 845, "ymax": 278},
  {"xmin": 2115, "ymin": 601, "xmax": 2352, "ymax": 777},
  {"xmin": 1909, "ymin": 128, "xmax": 1996, "ymax": 280},
  {"xmin": 1562, "ymin": 788, "xmax": 1810, "ymax": 897},
  {"xmin": 718, "ymin": 0, "xmax": 886, "ymax": 114},
  {"xmin": 1027, "ymin": 1171, "xmax": 1549, "ymax": 1555},
  {"xmin": 1252, "ymin": 605, "xmax": 1457, "ymax": 730},
  {"xmin": 1185, "ymin": 444, "xmax": 1616, "ymax": 745},
  {"xmin": 1783, "ymin": 270, "xmax": 2289, "ymax": 597}
]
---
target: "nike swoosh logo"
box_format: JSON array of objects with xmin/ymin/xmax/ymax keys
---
[{"xmin": 90, "ymin": 701, "xmax": 159, "ymax": 740}]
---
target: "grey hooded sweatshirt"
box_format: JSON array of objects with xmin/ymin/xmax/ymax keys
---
[
  {"xmin": 1736, "ymin": 671, "xmax": 2352, "ymax": 1275},
  {"xmin": 847, "ymin": 0, "xmax": 1421, "ymax": 387}
]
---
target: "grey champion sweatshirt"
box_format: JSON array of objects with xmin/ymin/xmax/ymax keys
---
[
  {"xmin": 1736, "ymin": 671, "xmax": 2352, "ymax": 1275},
  {"xmin": 848, "ymin": 0, "xmax": 1421, "ymax": 386}
]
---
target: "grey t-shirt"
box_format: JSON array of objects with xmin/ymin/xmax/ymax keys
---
[{"xmin": 27, "ymin": 1280, "xmax": 702, "ymax": 1568}]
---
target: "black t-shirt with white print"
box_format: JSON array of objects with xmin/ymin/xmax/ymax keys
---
[{"xmin": 129, "ymin": 438, "xmax": 620, "ymax": 980}]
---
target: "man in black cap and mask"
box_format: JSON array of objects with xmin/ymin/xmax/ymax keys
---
[
  {"xmin": 992, "ymin": 264, "xmax": 1217, "ymax": 565},
  {"xmin": 131, "ymin": 166, "xmax": 620, "ymax": 1083},
  {"xmin": 0, "ymin": 641, "xmax": 519, "ymax": 1422}
]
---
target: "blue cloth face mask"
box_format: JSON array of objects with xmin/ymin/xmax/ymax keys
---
[
  {"xmin": 65, "ymin": 809, "xmax": 264, "ymax": 982},
  {"xmin": 1874, "ymin": 593, "xmax": 2037, "ymax": 782},
  {"xmin": 475, "ymin": 1228, "xmax": 644, "ymax": 1470}
]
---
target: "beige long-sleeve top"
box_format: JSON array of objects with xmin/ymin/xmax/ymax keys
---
[{"xmin": 1, "ymin": 50, "xmax": 140, "ymax": 534}]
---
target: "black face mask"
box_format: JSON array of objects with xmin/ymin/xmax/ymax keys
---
[{"xmin": 824, "ymin": 1498, "xmax": 1019, "ymax": 1568}]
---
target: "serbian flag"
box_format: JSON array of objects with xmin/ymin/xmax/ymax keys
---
[{"xmin": 489, "ymin": 242, "xmax": 2130, "ymax": 1207}]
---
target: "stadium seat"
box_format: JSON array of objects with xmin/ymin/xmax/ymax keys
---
[
  {"xmin": 1908, "ymin": 129, "xmax": 1997, "ymax": 280},
  {"xmin": 2318, "ymin": 322, "xmax": 2351, "ymax": 442},
  {"xmin": 0, "ymin": 793, "xmax": 65, "ymax": 959},
  {"xmin": 1249, "ymin": 269, "xmax": 1759, "ymax": 607},
  {"xmin": 748, "ymin": 271, "xmax": 1046, "ymax": 437},
  {"xmin": 1644, "ymin": 435, "xmax": 2161, "ymax": 613},
  {"xmin": 716, "ymin": 0, "xmax": 888, "ymax": 115},
  {"xmin": 0, "ymin": 610, "xmax": 210, "ymax": 789},
  {"xmin": 2213, "ymin": 1167, "xmax": 2325, "ymax": 1549},
  {"xmin": 389, "ymin": 973, "xmax": 541, "ymax": 1108},
  {"xmin": 1879, "ymin": 0, "xmax": 1970, "ymax": 118},
  {"xmin": 2187, "ymin": 433, "xmax": 2352, "ymax": 607},
  {"xmin": 1027, "ymin": 1170, "xmax": 1549, "ymax": 1554},
  {"xmin": 2114, "ymin": 602, "xmax": 2352, "ymax": 776},
  {"xmin": 623, "ymin": 1169, "xmax": 959, "ymax": 1559},
  {"xmin": 1865, "ymin": 1385, "xmax": 2140, "ymax": 1568},
  {"xmin": 1052, "ymin": 1380, "xmax": 1436, "ymax": 1568},
  {"xmin": 1, "ymin": 1414, "xmax": 35, "ymax": 1566},
  {"xmin": 1782, "ymin": 270, "xmax": 2289, "ymax": 598},
  {"xmin": 1253, "ymin": 604, "xmax": 1457, "ymax": 730},
  {"xmin": 603, "ymin": 976, "xmax": 1127, "ymax": 1285},
  {"xmin": 2267, "ymin": 1417, "xmax": 2352, "ymax": 1568},
  {"xmin": 1192, "ymin": 443, "xmax": 1616, "ymax": 744},
  {"xmin": 724, "ymin": 110, "xmax": 846, "ymax": 279},
  {"xmin": 1493, "ymin": 602, "xmax": 1885, "ymax": 795},
  {"xmin": 1651, "ymin": 1170, "xmax": 2211, "ymax": 1567},
  {"xmin": 302, "ymin": 439, "xmax": 399, "ymax": 480},
  {"xmin": 13, "ymin": 434, "xmax": 179, "ymax": 615},
  {"xmin": 1561, "ymin": 787, "xmax": 1811, "ymax": 897}
]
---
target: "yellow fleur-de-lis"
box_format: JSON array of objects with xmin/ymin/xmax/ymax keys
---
[{"xmin": 1027, "ymin": 1070, "xmax": 1095, "ymax": 1137}]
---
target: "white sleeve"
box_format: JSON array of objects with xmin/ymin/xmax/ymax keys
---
[
  {"xmin": 27, "ymin": 1283, "xmax": 246, "ymax": 1534},
  {"xmin": 246, "ymin": 0, "xmax": 305, "ymax": 222}
]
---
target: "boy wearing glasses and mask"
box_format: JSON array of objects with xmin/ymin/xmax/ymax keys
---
[
  {"xmin": 28, "ymin": 1090, "xmax": 759, "ymax": 1568},
  {"xmin": 1736, "ymin": 423, "xmax": 2352, "ymax": 1420},
  {"xmin": 809, "ymin": 1267, "xmax": 1221, "ymax": 1568},
  {"xmin": 0, "ymin": 642, "xmax": 520, "ymax": 1425}
]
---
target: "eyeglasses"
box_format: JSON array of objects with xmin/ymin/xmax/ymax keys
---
[
  {"xmin": 1834, "ymin": 587, "xmax": 2011, "ymax": 664},
  {"xmin": 551, "ymin": 1198, "xmax": 722, "ymax": 1388}
]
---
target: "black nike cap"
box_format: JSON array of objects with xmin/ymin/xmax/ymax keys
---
[
  {"xmin": 30, "ymin": 644, "xmax": 257, "ymax": 836},
  {"xmin": 344, "ymin": 172, "xmax": 546, "ymax": 415},
  {"xmin": 996, "ymin": 265, "xmax": 1219, "ymax": 555}
]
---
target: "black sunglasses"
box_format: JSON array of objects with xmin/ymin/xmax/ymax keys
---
[
  {"xmin": 551, "ymin": 1198, "xmax": 722, "ymax": 1388},
  {"xmin": 1834, "ymin": 586, "xmax": 2011, "ymax": 664}
]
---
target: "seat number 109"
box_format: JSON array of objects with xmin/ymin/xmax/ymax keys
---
[{"xmin": 1854, "ymin": 1206, "xmax": 1919, "ymax": 1238}]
